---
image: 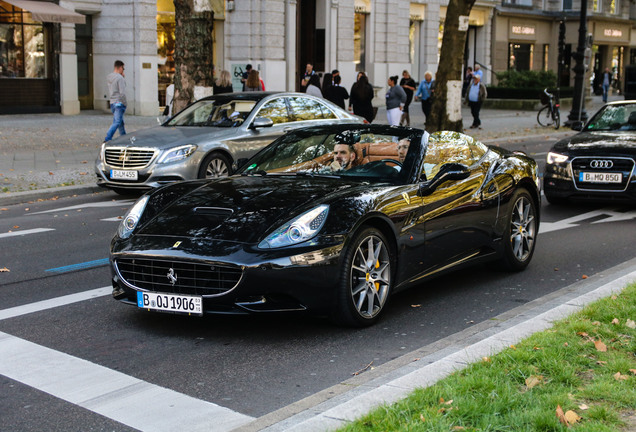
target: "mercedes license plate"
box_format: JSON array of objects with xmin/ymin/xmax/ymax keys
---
[
  {"xmin": 111, "ymin": 169, "xmax": 138, "ymax": 180},
  {"xmin": 579, "ymin": 172, "xmax": 621, "ymax": 184},
  {"xmin": 137, "ymin": 291, "xmax": 203, "ymax": 315}
]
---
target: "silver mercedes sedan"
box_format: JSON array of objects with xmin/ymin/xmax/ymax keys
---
[{"xmin": 95, "ymin": 92, "xmax": 364, "ymax": 194}]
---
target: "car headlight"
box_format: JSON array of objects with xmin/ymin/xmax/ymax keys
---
[
  {"xmin": 99, "ymin": 142, "xmax": 106, "ymax": 162},
  {"xmin": 157, "ymin": 144, "xmax": 197, "ymax": 164},
  {"xmin": 546, "ymin": 152, "xmax": 568, "ymax": 164},
  {"xmin": 118, "ymin": 195, "xmax": 149, "ymax": 238},
  {"xmin": 258, "ymin": 205, "xmax": 329, "ymax": 249}
]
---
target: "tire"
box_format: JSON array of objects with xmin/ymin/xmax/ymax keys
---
[
  {"xmin": 553, "ymin": 108, "xmax": 560, "ymax": 130},
  {"xmin": 537, "ymin": 106, "xmax": 554, "ymax": 127},
  {"xmin": 198, "ymin": 152, "xmax": 232, "ymax": 179},
  {"xmin": 499, "ymin": 189, "xmax": 537, "ymax": 272},
  {"xmin": 333, "ymin": 227, "xmax": 393, "ymax": 327}
]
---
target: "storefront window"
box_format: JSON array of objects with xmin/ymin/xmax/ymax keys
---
[
  {"xmin": 609, "ymin": 0, "xmax": 618, "ymax": 13},
  {"xmin": 509, "ymin": 43, "xmax": 534, "ymax": 71},
  {"xmin": 157, "ymin": 0, "xmax": 175, "ymax": 105},
  {"xmin": 0, "ymin": 1, "xmax": 47, "ymax": 78}
]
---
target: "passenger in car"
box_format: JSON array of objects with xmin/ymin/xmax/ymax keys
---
[{"xmin": 331, "ymin": 143, "xmax": 358, "ymax": 171}]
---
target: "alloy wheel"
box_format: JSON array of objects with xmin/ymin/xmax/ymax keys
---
[
  {"xmin": 349, "ymin": 234, "xmax": 391, "ymax": 319},
  {"xmin": 509, "ymin": 196, "xmax": 536, "ymax": 262}
]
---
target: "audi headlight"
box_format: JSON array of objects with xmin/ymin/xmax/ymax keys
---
[
  {"xmin": 118, "ymin": 195, "xmax": 149, "ymax": 238},
  {"xmin": 258, "ymin": 205, "xmax": 329, "ymax": 249},
  {"xmin": 157, "ymin": 144, "xmax": 197, "ymax": 164},
  {"xmin": 547, "ymin": 152, "xmax": 568, "ymax": 164}
]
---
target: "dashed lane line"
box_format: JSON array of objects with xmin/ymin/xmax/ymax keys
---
[{"xmin": 0, "ymin": 228, "xmax": 55, "ymax": 239}]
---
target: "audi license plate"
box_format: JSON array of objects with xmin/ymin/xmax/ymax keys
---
[
  {"xmin": 137, "ymin": 291, "xmax": 203, "ymax": 315},
  {"xmin": 579, "ymin": 172, "xmax": 622, "ymax": 183},
  {"xmin": 110, "ymin": 169, "xmax": 138, "ymax": 180}
]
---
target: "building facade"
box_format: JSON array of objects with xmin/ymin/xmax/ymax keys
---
[{"xmin": 0, "ymin": 0, "xmax": 634, "ymax": 115}]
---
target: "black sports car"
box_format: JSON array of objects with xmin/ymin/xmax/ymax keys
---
[
  {"xmin": 544, "ymin": 100, "xmax": 636, "ymax": 204},
  {"xmin": 110, "ymin": 124, "xmax": 540, "ymax": 326}
]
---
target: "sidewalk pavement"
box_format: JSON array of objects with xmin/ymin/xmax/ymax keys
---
[{"xmin": 0, "ymin": 94, "xmax": 621, "ymax": 206}]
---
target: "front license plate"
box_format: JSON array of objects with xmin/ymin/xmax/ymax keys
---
[
  {"xmin": 137, "ymin": 291, "xmax": 203, "ymax": 315},
  {"xmin": 579, "ymin": 172, "xmax": 622, "ymax": 183},
  {"xmin": 110, "ymin": 169, "xmax": 138, "ymax": 180}
]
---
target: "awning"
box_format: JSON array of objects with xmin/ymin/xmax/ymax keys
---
[{"xmin": 3, "ymin": 0, "xmax": 85, "ymax": 24}]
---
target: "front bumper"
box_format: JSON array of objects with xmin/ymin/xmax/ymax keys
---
[{"xmin": 111, "ymin": 241, "xmax": 345, "ymax": 315}]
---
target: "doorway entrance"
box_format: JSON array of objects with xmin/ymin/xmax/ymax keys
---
[
  {"xmin": 76, "ymin": 16, "xmax": 93, "ymax": 110},
  {"xmin": 296, "ymin": 0, "xmax": 321, "ymax": 91}
]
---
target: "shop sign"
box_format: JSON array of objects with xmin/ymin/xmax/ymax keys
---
[
  {"xmin": 512, "ymin": 25, "xmax": 535, "ymax": 36},
  {"xmin": 603, "ymin": 28, "xmax": 622, "ymax": 38}
]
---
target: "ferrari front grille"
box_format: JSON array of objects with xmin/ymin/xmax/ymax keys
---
[
  {"xmin": 115, "ymin": 257, "xmax": 243, "ymax": 296},
  {"xmin": 105, "ymin": 147, "xmax": 156, "ymax": 169}
]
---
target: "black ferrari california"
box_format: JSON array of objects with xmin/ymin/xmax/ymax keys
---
[
  {"xmin": 544, "ymin": 100, "xmax": 636, "ymax": 204},
  {"xmin": 111, "ymin": 124, "xmax": 540, "ymax": 326}
]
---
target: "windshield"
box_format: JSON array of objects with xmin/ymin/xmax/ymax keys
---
[
  {"xmin": 585, "ymin": 104, "xmax": 636, "ymax": 132},
  {"xmin": 166, "ymin": 99, "xmax": 257, "ymax": 127},
  {"xmin": 238, "ymin": 128, "xmax": 422, "ymax": 183}
]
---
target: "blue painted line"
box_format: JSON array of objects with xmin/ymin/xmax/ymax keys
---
[{"xmin": 45, "ymin": 258, "xmax": 110, "ymax": 274}]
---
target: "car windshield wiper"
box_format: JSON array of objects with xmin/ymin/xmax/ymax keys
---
[
  {"xmin": 294, "ymin": 172, "xmax": 340, "ymax": 179},
  {"xmin": 241, "ymin": 170, "xmax": 268, "ymax": 176}
]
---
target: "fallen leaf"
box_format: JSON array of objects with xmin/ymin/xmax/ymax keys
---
[
  {"xmin": 81, "ymin": 160, "xmax": 88, "ymax": 164},
  {"xmin": 579, "ymin": 404, "xmax": 589, "ymax": 410},
  {"xmin": 525, "ymin": 375, "xmax": 544, "ymax": 389},
  {"xmin": 581, "ymin": 274, "xmax": 588, "ymax": 279},
  {"xmin": 597, "ymin": 360, "xmax": 607, "ymax": 366},
  {"xmin": 577, "ymin": 331, "xmax": 589, "ymax": 337},
  {"xmin": 594, "ymin": 340, "xmax": 607, "ymax": 352},
  {"xmin": 510, "ymin": 345, "xmax": 517, "ymax": 350},
  {"xmin": 0, "ymin": 208, "xmax": 8, "ymax": 211},
  {"xmin": 613, "ymin": 372, "xmax": 628, "ymax": 381},
  {"xmin": 482, "ymin": 356, "xmax": 491, "ymax": 362},
  {"xmin": 592, "ymin": 321, "xmax": 601, "ymax": 326},
  {"xmin": 452, "ymin": 427, "xmax": 466, "ymax": 431},
  {"xmin": 626, "ymin": 319, "xmax": 635, "ymax": 329},
  {"xmin": 0, "ymin": 267, "xmax": 9, "ymax": 272},
  {"xmin": 611, "ymin": 318, "xmax": 620, "ymax": 325},
  {"xmin": 629, "ymin": 369, "xmax": 636, "ymax": 375},
  {"xmin": 556, "ymin": 405, "xmax": 568, "ymax": 426},
  {"xmin": 420, "ymin": 414, "xmax": 426, "ymax": 422},
  {"xmin": 80, "ymin": 172, "xmax": 88, "ymax": 175},
  {"xmin": 565, "ymin": 410, "xmax": 581, "ymax": 424},
  {"xmin": 49, "ymin": 171, "xmax": 54, "ymax": 175},
  {"xmin": 12, "ymin": 225, "xmax": 19, "ymax": 229},
  {"xmin": 410, "ymin": 304, "xmax": 421, "ymax": 308},
  {"xmin": 611, "ymin": 295, "xmax": 617, "ymax": 300}
]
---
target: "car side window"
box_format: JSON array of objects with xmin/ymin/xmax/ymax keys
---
[
  {"xmin": 256, "ymin": 98, "xmax": 291, "ymax": 125},
  {"xmin": 287, "ymin": 97, "xmax": 338, "ymax": 121},
  {"xmin": 423, "ymin": 132, "xmax": 485, "ymax": 180}
]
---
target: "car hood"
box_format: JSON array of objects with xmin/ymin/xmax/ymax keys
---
[
  {"xmin": 107, "ymin": 125, "xmax": 243, "ymax": 150},
  {"xmin": 552, "ymin": 131, "xmax": 636, "ymax": 156},
  {"xmin": 137, "ymin": 176, "xmax": 363, "ymax": 243}
]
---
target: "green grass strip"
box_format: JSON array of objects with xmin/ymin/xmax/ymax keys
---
[{"xmin": 340, "ymin": 283, "xmax": 636, "ymax": 432}]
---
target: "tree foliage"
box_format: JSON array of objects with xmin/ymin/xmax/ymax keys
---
[{"xmin": 427, "ymin": 0, "xmax": 476, "ymax": 133}]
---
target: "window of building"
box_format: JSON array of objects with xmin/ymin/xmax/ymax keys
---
[
  {"xmin": 509, "ymin": 43, "xmax": 534, "ymax": 71},
  {"xmin": 609, "ymin": 0, "xmax": 618, "ymax": 13},
  {"xmin": 354, "ymin": 11, "xmax": 367, "ymax": 72},
  {"xmin": 0, "ymin": 1, "xmax": 47, "ymax": 78},
  {"xmin": 503, "ymin": 0, "xmax": 533, "ymax": 6},
  {"xmin": 563, "ymin": 0, "xmax": 573, "ymax": 9},
  {"xmin": 543, "ymin": 44, "xmax": 549, "ymax": 71},
  {"xmin": 593, "ymin": 0, "xmax": 602, "ymax": 12}
]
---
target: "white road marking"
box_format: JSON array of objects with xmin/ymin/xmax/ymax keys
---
[
  {"xmin": 101, "ymin": 217, "xmax": 123, "ymax": 222},
  {"xmin": 540, "ymin": 208, "xmax": 636, "ymax": 234},
  {"xmin": 28, "ymin": 200, "xmax": 134, "ymax": 215},
  {"xmin": 0, "ymin": 228, "xmax": 55, "ymax": 239},
  {"xmin": 0, "ymin": 287, "xmax": 255, "ymax": 431}
]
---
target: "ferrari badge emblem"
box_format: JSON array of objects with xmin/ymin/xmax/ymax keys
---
[
  {"xmin": 401, "ymin": 192, "xmax": 410, "ymax": 205},
  {"xmin": 167, "ymin": 268, "xmax": 177, "ymax": 286}
]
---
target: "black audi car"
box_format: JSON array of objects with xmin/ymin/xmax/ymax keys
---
[
  {"xmin": 110, "ymin": 124, "xmax": 540, "ymax": 326},
  {"xmin": 544, "ymin": 100, "xmax": 636, "ymax": 204}
]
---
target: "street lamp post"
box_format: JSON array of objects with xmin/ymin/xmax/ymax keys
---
[{"xmin": 566, "ymin": 0, "xmax": 589, "ymax": 128}]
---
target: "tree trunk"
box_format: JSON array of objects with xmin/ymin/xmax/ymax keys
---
[
  {"xmin": 173, "ymin": 0, "xmax": 215, "ymax": 114},
  {"xmin": 427, "ymin": 0, "xmax": 476, "ymax": 133}
]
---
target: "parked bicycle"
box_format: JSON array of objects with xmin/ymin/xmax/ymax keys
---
[{"xmin": 537, "ymin": 88, "xmax": 560, "ymax": 129}]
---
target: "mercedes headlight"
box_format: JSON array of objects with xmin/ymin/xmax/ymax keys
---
[
  {"xmin": 157, "ymin": 144, "xmax": 197, "ymax": 164},
  {"xmin": 546, "ymin": 152, "xmax": 568, "ymax": 164},
  {"xmin": 259, "ymin": 205, "xmax": 329, "ymax": 249},
  {"xmin": 118, "ymin": 195, "xmax": 149, "ymax": 238}
]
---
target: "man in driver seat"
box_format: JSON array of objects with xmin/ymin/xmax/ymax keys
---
[{"xmin": 331, "ymin": 143, "xmax": 357, "ymax": 171}]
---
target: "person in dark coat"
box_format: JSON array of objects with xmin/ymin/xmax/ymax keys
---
[
  {"xmin": 213, "ymin": 70, "xmax": 233, "ymax": 94},
  {"xmin": 328, "ymin": 74, "xmax": 349, "ymax": 109},
  {"xmin": 349, "ymin": 73, "xmax": 374, "ymax": 123},
  {"xmin": 399, "ymin": 70, "xmax": 416, "ymax": 126}
]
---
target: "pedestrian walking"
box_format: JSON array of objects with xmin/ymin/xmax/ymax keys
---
[
  {"xmin": 602, "ymin": 67, "xmax": 612, "ymax": 103},
  {"xmin": 462, "ymin": 66, "xmax": 473, "ymax": 98},
  {"xmin": 414, "ymin": 71, "xmax": 435, "ymax": 125},
  {"xmin": 104, "ymin": 60, "xmax": 127, "ymax": 142},
  {"xmin": 301, "ymin": 63, "xmax": 315, "ymax": 92},
  {"xmin": 164, "ymin": 82, "xmax": 174, "ymax": 117},
  {"xmin": 473, "ymin": 63, "xmax": 483, "ymax": 80},
  {"xmin": 399, "ymin": 70, "xmax": 416, "ymax": 126},
  {"xmin": 465, "ymin": 74, "xmax": 487, "ymax": 129},
  {"xmin": 322, "ymin": 73, "xmax": 333, "ymax": 100},
  {"xmin": 329, "ymin": 74, "xmax": 349, "ymax": 110},
  {"xmin": 386, "ymin": 75, "xmax": 406, "ymax": 126},
  {"xmin": 241, "ymin": 64, "xmax": 252, "ymax": 91},
  {"xmin": 349, "ymin": 72, "xmax": 375, "ymax": 123},
  {"xmin": 213, "ymin": 69, "xmax": 233, "ymax": 94}
]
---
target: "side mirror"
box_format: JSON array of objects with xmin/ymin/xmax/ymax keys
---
[
  {"xmin": 249, "ymin": 117, "xmax": 274, "ymax": 130},
  {"xmin": 234, "ymin": 158, "xmax": 249, "ymax": 171},
  {"xmin": 570, "ymin": 121, "xmax": 584, "ymax": 131},
  {"xmin": 419, "ymin": 163, "xmax": 470, "ymax": 196}
]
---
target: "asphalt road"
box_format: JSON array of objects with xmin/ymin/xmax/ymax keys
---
[{"xmin": 1, "ymin": 135, "xmax": 635, "ymax": 431}]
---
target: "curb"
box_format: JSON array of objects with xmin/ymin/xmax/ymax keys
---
[{"xmin": 0, "ymin": 184, "xmax": 106, "ymax": 207}]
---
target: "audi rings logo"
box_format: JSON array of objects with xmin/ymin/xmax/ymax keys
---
[{"xmin": 590, "ymin": 159, "xmax": 613, "ymax": 169}]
